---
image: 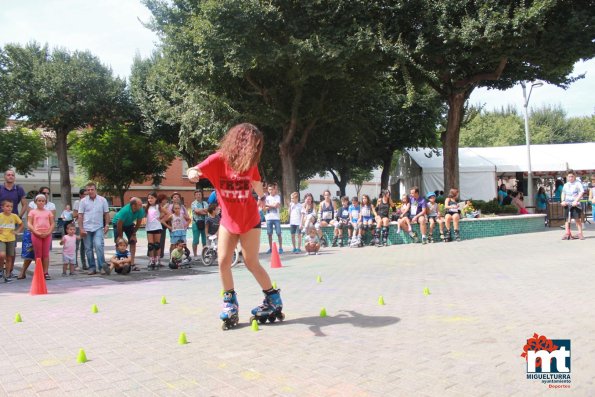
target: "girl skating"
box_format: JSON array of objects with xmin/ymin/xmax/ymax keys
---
[{"xmin": 187, "ymin": 123, "xmax": 283, "ymax": 330}]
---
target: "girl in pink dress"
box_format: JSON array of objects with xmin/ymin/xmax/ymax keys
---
[{"xmin": 28, "ymin": 194, "xmax": 55, "ymax": 280}]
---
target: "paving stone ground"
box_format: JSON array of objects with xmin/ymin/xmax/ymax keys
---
[{"xmin": 1, "ymin": 223, "xmax": 594, "ymax": 396}]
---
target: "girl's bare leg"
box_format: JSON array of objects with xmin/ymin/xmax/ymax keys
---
[{"xmin": 238, "ymin": 227, "xmax": 273, "ymax": 290}]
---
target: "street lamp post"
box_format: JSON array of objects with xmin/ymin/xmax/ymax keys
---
[{"xmin": 520, "ymin": 81, "xmax": 543, "ymax": 210}]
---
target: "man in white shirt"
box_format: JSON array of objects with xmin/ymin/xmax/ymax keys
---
[
  {"xmin": 78, "ymin": 182, "xmax": 110, "ymax": 275},
  {"xmin": 264, "ymin": 183, "xmax": 283, "ymax": 254},
  {"xmin": 561, "ymin": 169, "xmax": 585, "ymax": 240}
]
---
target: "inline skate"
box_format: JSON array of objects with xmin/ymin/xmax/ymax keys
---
[
  {"xmin": 220, "ymin": 290, "xmax": 239, "ymax": 330},
  {"xmin": 249, "ymin": 289, "xmax": 285, "ymax": 324}
]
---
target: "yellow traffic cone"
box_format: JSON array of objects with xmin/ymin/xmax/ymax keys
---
[{"xmin": 77, "ymin": 349, "xmax": 88, "ymax": 363}]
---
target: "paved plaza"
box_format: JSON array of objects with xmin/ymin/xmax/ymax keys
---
[{"xmin": 0, "ymin": 224, "xmax": 593, "ymax": 396}]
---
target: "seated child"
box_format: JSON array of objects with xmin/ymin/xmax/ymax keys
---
[
  {"xmin": 105, "ymin": 237, "xmax": 132, "ymax": 275},
  {"xmin": 332, "ymin": 196, "xmax": 350, "ymax": 247},
  {"xmin": 169, "ymin": 239, "xmax": 191, "ymax": 269},
  {"xmin": 425, "ymin": 192, "xmax": 445, "ymax": 242},
  {"xmin": 348, "ymin": 196, "xmax": 360, "ymax": 241},
  {"xmin": 304, "ymin": 228, "xmax": 321, "ymax": 255}
]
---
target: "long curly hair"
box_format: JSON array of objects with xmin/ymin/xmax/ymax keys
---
[{"xmin": 218, "ymin": 123, "xmax": 263, "ymax": 173}]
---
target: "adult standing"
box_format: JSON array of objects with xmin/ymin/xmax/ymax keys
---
[
  {"xmin": 409, "ymin": 186, "xmax": 428, "ymax": 244},
  {"xmin": 78, "ymin": 182, "xmax": 109, "ymax": 275},
  {"xmin": 28, "ymin": 187, "xmax": 56, "ymax": 216},
  {"xmin": 191, "ymin": 190, "xmax": 208, "ymax": 258},
  {"xmin": 561, "ymin": 170, "xmax": 584, "ymax": 240},
  {"xmin": 0, "ymin": 169, "xmax": 27, "ymax": 278},
  {"xmin": 0, "ymin": 170, "xmax": 28, "ymax": 217},
  {"xmin": 264, "ymin": 183, "xmax": 283, "ymax": 254},
  {"xmin": 497, "ymin": 184, "xmax": 508, "ymax": 205},
  {"xmin": 72, "ymin": 188, "xmax": 87, "ymax": 269},
  {"xmin": 111, "ymin": 197, "xmax": 145, "ymax": 270}
]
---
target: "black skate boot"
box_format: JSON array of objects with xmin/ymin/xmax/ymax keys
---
[
  {"xmin": 250, "ymin": 288, "xmax": 285, "ymax": 324},
  {"xmin": 454, "ymin": 229, "xmax": 461, "ymax": 242}
]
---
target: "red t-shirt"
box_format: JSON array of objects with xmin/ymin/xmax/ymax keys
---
[{"xmin": 197, "ymin": 152, "xmax": 261, "ymax": 234}]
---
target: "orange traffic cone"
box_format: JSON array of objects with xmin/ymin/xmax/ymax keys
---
[
  {"xmin": 270, "ymin": 242, "xmax": 283, "ymax": 268},
  {"xmin": 30, "ymin": 258, "xmax": 48, "ymax": 295}
]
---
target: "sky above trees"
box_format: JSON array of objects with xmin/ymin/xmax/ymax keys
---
[{"xmin": 1, "ymin": 0, "xmax": 593, "ymax": 118}]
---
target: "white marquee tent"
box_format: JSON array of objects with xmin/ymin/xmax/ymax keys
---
[{"xmin": 394, "ymin": 143, "xmax": 595, "ymax": 201}]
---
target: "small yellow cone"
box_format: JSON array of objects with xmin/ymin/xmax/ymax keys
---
[
  {"xmin": 272, "ymin": 281, "xmax": 277, "ymax": 289},
  {"xmin": 178, "ymin": 332, "xmax": 188, "ymax": 345},
  {"xmin": 251, "ymin": 319, "xmax": 259, "ymax": 331},
  {"xmin": 316, "ymin": 275, "xmax": 322, "ymax": 283},
  {"xmin": 423, "ymin": 287, "xmax": 431, "ymax": 296},
  {"xmin": 91, "ymin": 304, "xmax": 99, "ymax": 314},
  {"xmin": 77, "ymin": 349, "xmax": 88, "ymax": 363},
  {"xmin": 161, "ymin": 296, "xmax": 167, "ymax": 305},
  {"xmin": 378, "ymin": 296, "xmax": 385, "ymax": 305},
  {"xmin": 320, "ymin": 307, "xmax": 327, "ymax": 317},
  {"xmin": 220, "ymin": 289, "xmax": 224, "ymax": 297},
  {"xmin": 14, "ymin": 313, "xmax": 22, "ymax": 323}
]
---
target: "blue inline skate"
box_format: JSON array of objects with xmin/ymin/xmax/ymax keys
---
[
  {"xmin": 249, "ymin": 289, "xmax": 285, "ymax": 324},
  {"xmin": 220, "ymin": 290, "xmax": 239, "ymax": 330}
]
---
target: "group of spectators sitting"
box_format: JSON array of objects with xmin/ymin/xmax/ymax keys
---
[{"xmin": 263, "ymin": 184, "xmax": 467, "ymax": 256}]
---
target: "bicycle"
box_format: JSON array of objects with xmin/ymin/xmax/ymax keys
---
[{"xmin": 201, "ymin": 235, "xmax": 240, "ymax": 267}]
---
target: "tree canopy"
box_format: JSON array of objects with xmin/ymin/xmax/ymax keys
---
[
  {"xmin": 71, "ymin": 124, "xmax": 177, "ymax": 205},
  {"xmin": 381, "ymin": 0, "xmax": 595, "ymax": 191},
  {"xmin": 460, "ymin": 105, "xmax": 595, "ymax": 147},
  {"xmin": 0, "ymin": 127, "xmax": 47, "ymax": 175},
  {"xmin": 0, "ymin": 42, "xmax": 128, "ymax": 206}
]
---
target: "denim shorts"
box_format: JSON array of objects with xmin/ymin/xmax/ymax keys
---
[
  {"xmin": 266, "ymin": 219, "xmax": 281, "ymax": 235},
  {"xmin": 170, "ymin": 230, "xmax": 187, "ymax": 244}
]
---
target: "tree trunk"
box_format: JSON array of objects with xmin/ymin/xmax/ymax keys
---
[
  {"xmin": 328, "ymin": 169, "xmax": 348, "ymax": 197},
  {"xmin": 442, "ymin": 91, "xmax": 469, "ymax": 193},
  {"xmin": 380, "ymin": 151, "xmax": 393, "ymax": 192},
  {"xmin": 279, "ymin": 142, "xmax": 297, "ymax": 206},
  {"xmin": 55, "ymin": 130, "xmax": 72, "ymax": 208}
]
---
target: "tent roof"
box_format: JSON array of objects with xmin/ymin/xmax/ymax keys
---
[
  {"xmin": 406, "ymin": 148, "xmax": 494, "ymax": 173},
  {"xmin": 406, "ymin": 143, "xmax": 595, "ymax": 174}
]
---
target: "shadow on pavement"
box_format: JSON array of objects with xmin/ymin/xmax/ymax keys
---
[{"xmin": 282, "ymin": 310, "xmax": 400, "ymax": 337}]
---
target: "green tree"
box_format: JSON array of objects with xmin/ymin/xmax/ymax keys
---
[
  {"xmin": 460, "ymin": 107, "xmax": 524, "ymax": 147},
  {"xmin": 71, "ymin": 124, "xmax": 177, "ymax": 205},
  {"xmin": 0, "ymin": 127, "xmax": 47, "ymax": 175},
  {"xmin": 0, "ymin": 42, "xmax": 128, "ymax": 206},
  {"xmin": 144, "ymin": 0, "xmax": 388, "ymax": 202},
  {"xmin": 460, "ymin": 105, "xmax": 595, "ymax": 146},
  {"xmin": 383, "ymin": 1, "xmax": 595, "ymax": 191}
]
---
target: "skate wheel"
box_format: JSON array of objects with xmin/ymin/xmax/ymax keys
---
[
  {"xmin": 268, "ymin": 315, "xmax": 276, "ymax": 323},
  {"xmin": 249, "ymin": 316, "xmax": 256, "ymax": 324},
  {"xmin": 222, "ymin": 322, "xmax": 229, "ymax": 331},
  {"xmin": 278, "ymin": 313, "xmax": 285, "ymax": 321},
  {"xmin": 258, "ymin": 317, "xmax": 267, "ymax": 324}
]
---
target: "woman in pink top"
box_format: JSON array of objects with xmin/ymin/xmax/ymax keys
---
[{"xmin": 28, "ymin": 194, "xmax": 55, "ymax": 280}]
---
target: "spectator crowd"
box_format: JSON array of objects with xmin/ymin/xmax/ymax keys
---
[{"xmin": 1, "ymin": 168, "xmax": 592, "ymax": 283}]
